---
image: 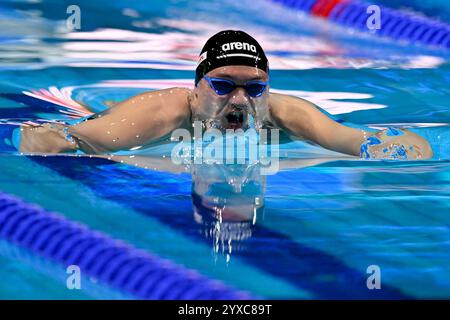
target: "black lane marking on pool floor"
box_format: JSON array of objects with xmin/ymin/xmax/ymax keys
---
[{"xmin": 29, "ymin": 156, "xmax": 409, "ymax": 299}]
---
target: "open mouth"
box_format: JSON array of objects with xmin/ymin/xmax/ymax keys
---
[{"xmin": 225, "ymin": 110, "xmax": 245, "ymax": 129}]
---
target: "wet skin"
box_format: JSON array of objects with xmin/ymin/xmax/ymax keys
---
[{"xmin": 19, "ymin": 65, "xmax": 433, "ymax": 159}]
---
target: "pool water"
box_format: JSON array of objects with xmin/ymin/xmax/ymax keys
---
[{"xmin": 0, "ymin": 0, "xmax": 449, "ymax": 299}]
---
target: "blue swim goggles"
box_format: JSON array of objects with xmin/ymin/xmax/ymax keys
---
[{"xmin": 204, "ymin": 75, "xmax": 268, "ymax": 97}]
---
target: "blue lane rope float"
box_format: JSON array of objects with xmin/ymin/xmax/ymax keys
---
[
  {"xmin": 271, "ymin": 0, "xmax": 450, "ymax": 49},
  {"xmin": 0, "ymin": 191, "xmax": 253, "ymax": 300},
  {"xmin": 0, "ymin": 239, "xmax": 131, "ymax": 299}
]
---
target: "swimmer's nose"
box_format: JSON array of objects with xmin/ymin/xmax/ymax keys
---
[{"xmin": 229, "ymin": 87, "xmax": 249, "ymax": 105}]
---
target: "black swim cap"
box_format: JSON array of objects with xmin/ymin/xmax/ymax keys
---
[{"xmin": 195, "ymin": 30, "xmax": 269, "ymax": 86}]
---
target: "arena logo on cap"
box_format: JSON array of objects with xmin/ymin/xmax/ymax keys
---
[{"xmin": 221, "ymin": 42, "xmax": 257, "ymax": 53}]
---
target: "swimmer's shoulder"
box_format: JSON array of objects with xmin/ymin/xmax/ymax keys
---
[
  {"xmin": 268, "ymin": 92, "xmax": 314, "ymax": 127},
  {"xmin": 141, "ymin": 87, "xmax": 191, "ymax": 107},
  {"xmin": 137, "ymin": 87, "xmax": 192, "ymax": 118},
  {"xmin": 269, "ymin": 92, "xmax": 312, "ymax": 109},
  {"xmin": 268, "ymin": 92, "xmax": 318, "ymax": 143},
  {"xmin": 82, "ymin": 87, "xmax": 192, "ymax": 128}
]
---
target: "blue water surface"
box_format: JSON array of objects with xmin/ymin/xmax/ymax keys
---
[{"xmin": 0, "ymin": 0, "xmax": 449, "ymax": 299}]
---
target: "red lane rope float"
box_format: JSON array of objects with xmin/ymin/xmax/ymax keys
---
[{"xmin": 311, "ymin": 0, "xmax": 346, "ymax": 18}]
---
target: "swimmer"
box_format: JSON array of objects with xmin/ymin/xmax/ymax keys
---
[{"xmin": 19, "ymin": 30, "xmax": 433, "ymax": 160}]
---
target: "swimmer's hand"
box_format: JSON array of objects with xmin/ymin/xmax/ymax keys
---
[
  {"xmin": 19, "ymin": 123, "xmax": 79, "ymax": 154},
  {"xmin": 360, "ymin": 127, "xmax": 433, "ymax": 160}
]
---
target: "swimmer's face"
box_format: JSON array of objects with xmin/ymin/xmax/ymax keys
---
[{"xmin": 191, "ymin": 66, "xmax": 269, "ymax": 131}]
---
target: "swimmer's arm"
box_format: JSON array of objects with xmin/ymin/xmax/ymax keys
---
[
  {"xmin": 20, "ymin": 88, "xmax": 192, "ymax": 154},
  {"xmin": 269, "ymin": 93, "xmax": 433, "ymax": 159},
  {"xmin": 269, "ymin": 93, "xmax": 365, "ymax": 156}
]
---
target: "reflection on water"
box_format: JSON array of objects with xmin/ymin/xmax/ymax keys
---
[{"xmin": 191, "ymin": 163, "xmax": 265, "ymax": 260}]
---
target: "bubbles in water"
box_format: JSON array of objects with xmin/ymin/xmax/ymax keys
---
[
  {"xmin": 207, "ymin": 119, "xmax": 222, "ymax": 130},
  {"xmin": 389, "ymin": 144, "xmax": 408, "ymax": 159}
]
